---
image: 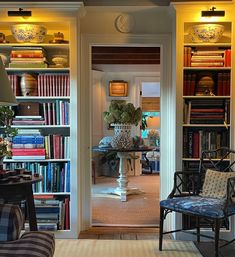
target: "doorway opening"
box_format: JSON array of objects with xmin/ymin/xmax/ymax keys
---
[{"xmin": 91, "ymin": 46, "xmax": 161, "ymax": 227}]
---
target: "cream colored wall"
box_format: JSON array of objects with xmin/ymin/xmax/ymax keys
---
[{"xmin": 81, "ymin": 6, "xmax": 172, "ymax": 34}]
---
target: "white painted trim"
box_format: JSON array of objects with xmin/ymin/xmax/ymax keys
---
[{"xmin": 81, "ymin": 33, "xmax": 175, "ymax": 232}]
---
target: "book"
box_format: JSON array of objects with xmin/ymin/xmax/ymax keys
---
[{"xmin": 9, "ymin": 62, "xmax": 48, "ymax": 68}]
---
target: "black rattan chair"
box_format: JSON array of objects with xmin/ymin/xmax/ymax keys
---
[{"xmin": 159, "ymin": 148, "xmax": 235, "ymax": 257}]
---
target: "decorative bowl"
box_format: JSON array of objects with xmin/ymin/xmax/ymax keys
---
[
  {"xmin": 11, "ymin": 24, "xmax": 47, "ymax": 43},
  {"xmin": 189, "ymin": 24, "xmax": 224, "ymax": 43},
  {"xmin": 52, "ymin": 55, "xmax": 68, "ymax": 67}
]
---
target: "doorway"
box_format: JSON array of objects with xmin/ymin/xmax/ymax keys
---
[
  {"xmin": 91, "ymin": 46, "xmax": 161, "ymax": 227},
  {"xmin": 80, "ymin": 33, "xmax": 174, "ymax": 233}
]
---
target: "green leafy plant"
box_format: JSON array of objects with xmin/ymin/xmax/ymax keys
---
[
  {"xmin": 103, "ymin": 100, "xmax": 142, "ymax": 126},
  {"xmin": 0, "ymin": 106, "xmax": 18, "ymax": 156}
]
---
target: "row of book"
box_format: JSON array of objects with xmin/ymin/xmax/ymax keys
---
[
  {"xmin": 4, "ymin": 162, "xmax": 70, "ymax": 193},
  {"xmin": 10, "ymin": 130, "xmax": 70, "ymax": 160},
  {"xmin": 42, "ymin": 101, "xmax": 70, "ymax": 125},
  {"xmin": 24, "ymin": 196, "xmax": 70, "ymax": 231},
  {"xmin": 183, "ymin": 129, "xmax": 229, "ymax": 159},
  {"xmin": 183, "ymin": 71, "xmax": 230, "ymax": 96},
  {"xmin": 8, "ymin": 73, "xmax": 70, "ymax": 97},
  {"xmin": 9, "ymin": 47, "xmax": 48, "ymax": 68},
  {"xmin": 184, "ymin": 47, "xmax": 231, "ymax": 67},
  {"xmin": 184, "ymin": 99, "xmax": 230, "ymax": 124}
]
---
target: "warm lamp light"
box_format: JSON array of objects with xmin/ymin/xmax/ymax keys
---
[
  {"xmin": 109, "ymin": 80, "xmax": 128, "ymax": 97},
  {"xmin": 0, "ymin": 58, "xmax": 17, "ymax": 106},
  {"xmin": 201, "ymin": 7, "xmax": 225, "ymax": 17},
  {"xmin": 146, "ymin": 116, "xmax": 160, "ymax": 129}
]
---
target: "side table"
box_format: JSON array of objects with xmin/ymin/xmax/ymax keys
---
[{"xmin": 0, "ymin": 175, "xmax": 42, "ymax": 231}]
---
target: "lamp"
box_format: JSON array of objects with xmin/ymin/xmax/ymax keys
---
[
  {"xmin": 201, "ymin": 7, "xmax": 225, "ymax": 17},
  {"xmin": 109, "ymin": 80, "xmax": 128, "ymax": 97},
  {"xmin": 146, "ymin": 116, "xmax": 160, "ymax": 129},
  {"xmin": 8, "ymin": 8, "xmax": 32, "ymax": 17},
  {"xmin": 0, "ymin": 58, "xmax": 17, "ymax": 106}
]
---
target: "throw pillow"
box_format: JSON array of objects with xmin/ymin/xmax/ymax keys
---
[{"xmin": 200, "ymin": 169, "xmax": 235, "ymax": 199}]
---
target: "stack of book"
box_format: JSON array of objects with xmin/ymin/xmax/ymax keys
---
[
  {"xmin": 9, "ymin": 47, "xmax": 48, "ymax": 68},
  {"xmin": 12, "ymin": 115, "xmax": 46, "ymax": 125},
  {"xmin": 24, "ymin": 195, "xmax": 70, "ymax": 231},
  {"xmin": 11, "ymin": 129, "xmax": 46, "ymax": 160},
  {"xmin": 184, "ymin": 47, "xmax": 231, "ymax": 67},
  {"xmin": 184, "ymin": 99, "xmax": 229, "ymax": 124}
]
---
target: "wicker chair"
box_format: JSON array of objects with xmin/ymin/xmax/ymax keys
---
[
  {"xmin": 159, "ymin": 148, "xmax": 235, "ymax": 257},
  {"xmin": 0, "ymin": 203, "xmax": 55, "ymax": 257}
]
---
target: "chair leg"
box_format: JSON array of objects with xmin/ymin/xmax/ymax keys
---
[
  {"xmin": 159, "ymin": 206, "xmax": 165, "ymax": 251},
  {"xmin": 214, "ymin": 219, "xmax": 221, "ymax": 257},
  {"xmin": 196, "ymin": 216, "xmax": 200, "ymax": 243}
]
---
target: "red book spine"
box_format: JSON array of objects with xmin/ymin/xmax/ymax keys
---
[
  {"xmin": 192, "ymin": 132, "xmax": 199, "ymax": 158},
  {"xmin": 217, "ymin": 72, "xmax": 223, "ymax": 96},
  {"xmin": 12, "ymin": 148, "xmax": 45, "ymax": 156}
]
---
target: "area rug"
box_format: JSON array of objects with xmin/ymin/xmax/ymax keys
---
[
  {"xmin": 54, "ymin": 239, "xmax": 203, "ymax": 257},
  {"xmin": 92, "ymin": 175, "xmax": 160, "ymax": 226}
]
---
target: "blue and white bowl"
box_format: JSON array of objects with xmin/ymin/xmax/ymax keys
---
[
  {"xmin": 189, "ymin": 24, "xmax": 224, "ymax": 43},
  {"xmin": 11, "ymin": 24, "xmax": 47, "ymax": 43}
]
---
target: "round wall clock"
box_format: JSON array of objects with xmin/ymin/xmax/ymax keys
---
[{"xmin": 115, "ymin": 13, "xmax": 135, "ymax": 33}]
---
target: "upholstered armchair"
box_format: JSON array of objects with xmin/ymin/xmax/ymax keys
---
[
  {"xmin": 0, "ymin": 203, "xmax": 55, "ymax": 257},
  {"xmin": 159, "ymin": 148, "xmax": 235, "ymax": 257}
]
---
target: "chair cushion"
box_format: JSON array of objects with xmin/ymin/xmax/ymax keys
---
[
  {"xmin": 201, "ymin": 169, "xmax": 235, "ymax": 199},
  {"xmin": 0, "ymin": 231, "xmax": 55, "ymax": 257},
  {"xmin": 160, "ymin": 196, "xmax": 235, "ymax": 218},
  {"xmin": 0, "ymin": 204, "xmax": 23, "ymax": 242}
]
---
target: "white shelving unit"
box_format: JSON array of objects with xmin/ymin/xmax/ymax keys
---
[{"xmin": 0, "ymin": 1, "xmax": 84, "ymax": 238}]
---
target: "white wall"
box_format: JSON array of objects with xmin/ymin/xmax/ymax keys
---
[{"xmin": 81, "ymin": 6, "xmax": 172, "ymax": 34}]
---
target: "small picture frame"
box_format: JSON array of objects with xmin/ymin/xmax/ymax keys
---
[{"xmin": 109, "ymin": 80, "xmax": 128, "ymax": 97}]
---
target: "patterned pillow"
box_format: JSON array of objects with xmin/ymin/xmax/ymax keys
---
[{"xmin": 200, "ymin": 169, "xmax": 235, "ymax": 199}]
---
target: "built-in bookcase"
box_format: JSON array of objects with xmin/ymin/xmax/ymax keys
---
[
  {"xmin": 181, "ymin": 21, "xmax": 232, "ymax": 228},
  {"xmin": 0, "ymin": 2, "xmax": 82, "ymax": 237}
]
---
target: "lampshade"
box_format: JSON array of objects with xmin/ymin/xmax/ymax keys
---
[
  {"xmin": 146, "ymin": 116, "xmax": 160, "ymax": 129},
  {"xmin": 109, "ymin": 80, "xmax": 128, "ymax": 97},
  {"xmin": 0, "ymin": 58, "xmax": 17, "ymax": 106}
]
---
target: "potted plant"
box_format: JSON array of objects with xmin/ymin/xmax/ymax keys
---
[
  {"xmin": 103, "ymin": 100, "xmax": 142, "ymax": 149},
  {"xmin": 0, "ymin": 106, "xmax": 17, "ymax": 163}
]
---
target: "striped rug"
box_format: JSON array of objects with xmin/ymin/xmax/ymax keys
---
[{"xmin": 54, "ymin": 239, "xmax": 202, "ymax": 257}]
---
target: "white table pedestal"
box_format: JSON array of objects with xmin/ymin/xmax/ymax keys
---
[{"xmin": 110, "ymin": 152, "xmax": 143, "ymax": 201}]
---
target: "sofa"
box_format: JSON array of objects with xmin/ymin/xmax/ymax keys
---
[{"xmin": 0, "ymin": 203, "xmax": 55, "ymax": 257}]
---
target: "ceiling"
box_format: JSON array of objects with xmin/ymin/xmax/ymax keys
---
[
  {"xmin": 84, "ymin": 0, "xmax": 232, "ymax": 6},
  {"xmin": 92, "ymin": 46, "xmax": 160, "ymax": 65},
  {"xmin": 4, "ymin": 0, "xmax": 232, "ymax": 6}
]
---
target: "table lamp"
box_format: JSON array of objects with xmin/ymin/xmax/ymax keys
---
[
  {"xmin": 0, "ymin": 58, "xmax": 17, "ymax": 106},
  {"xmin": 146, "ymin": 116, "xmax": 160, "ymax": 129}
]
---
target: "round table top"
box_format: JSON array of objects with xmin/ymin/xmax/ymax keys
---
[
  {"xmin": 92, "ymin": 145, "xmax": 157, "ymax": 153},
  {"xmin": 0, "ymin": 174, "xmax": 43, "ymax": 186}
]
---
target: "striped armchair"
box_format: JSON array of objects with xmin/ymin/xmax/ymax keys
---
[{"xmin": 0, "ymin": 203, "xmax": 55, "ymax": 257}]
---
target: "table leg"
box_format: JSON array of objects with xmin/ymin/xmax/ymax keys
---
[{"xmin": 25, "ymin": 185, "xmax": 38, "ymax": 231}]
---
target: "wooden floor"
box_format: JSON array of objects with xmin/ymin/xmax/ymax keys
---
[{"xmin": 79, "ymin": 227, "xmax": 235, "ymax": 257}]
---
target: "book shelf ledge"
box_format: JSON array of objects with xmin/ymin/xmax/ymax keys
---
[
  {"xmin": 182, "ymin": 158, "xmax": 230, "ymax": 161},
  {"xmin": 0, "ymin": 43, "xmax": 69, "ymax": 49},
  {"xmin": 6, "ymin": 68, "xmax": 70, "ymax": 72},
  {"xmin": 183, "ymin": 96, "xmax": 231, "ymax": 99},
  {"xmin": 11, "ymin": 125, "xmax": 70, "ymax": 128},
  {"xmin": 184, "ymin": 43, "xmax": 231, "ymax": 47},
  {"xmin": 16, "ymin": 96, "xmax": 70, "ymax": 100},
  {"xmin": 184, "ymin": 67, "xmax": 231, "ymax": 70},
  {"xmin": 4, "ymin": 158, "xmax": 70, "ymax": 162},
  {"xmin": 34, "ymin": 192, "xmax": 71, "ymax": 195},
  {"xmin": 183, "ymin": 124, "xmax": 230, "ymax": 127}
]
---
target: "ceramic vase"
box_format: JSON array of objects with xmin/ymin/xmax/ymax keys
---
[
  {"xmin": 20, "ymin": 74, "xmax": 38, "ymax": 96},
  {"xmin": 111, "ymin": 124, "xmax": 132, "ymax": 149}
]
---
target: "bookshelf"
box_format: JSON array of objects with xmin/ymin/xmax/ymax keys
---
[
  {"xmin": 0, "ymin": 2, "xmax": 83, "ymax": 238},
  {"xmin": 173, "ymin": 5, "xmax": 234, "ymax": 230}
]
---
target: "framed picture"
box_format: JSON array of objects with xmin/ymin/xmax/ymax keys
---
[{"xmin": 109, "ymin": 80, "xmax": 128, "ymax": 97}]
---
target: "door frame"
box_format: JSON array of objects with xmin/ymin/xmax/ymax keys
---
[{"xmin": 80, "ymin": 33, "xmax": 176, "ymax": 232}]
